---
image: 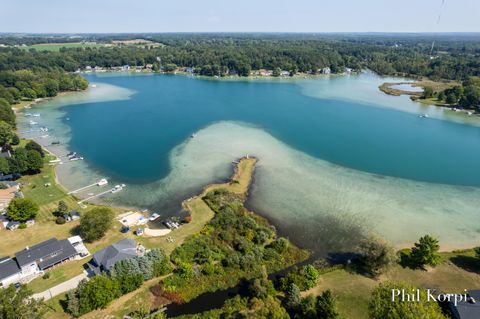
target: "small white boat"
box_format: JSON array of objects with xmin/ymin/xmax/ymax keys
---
[
  {"xmin": 32, "ymin": 113, "xmax": 41, "ymax": 117},
  {"xmin": 191, "ymin": 133, "xmax": 197, "ymax": 138},
  {"xmin": 111, "ymin": 185, "xmax": 123, "ymax": 193},
  {"xmin": 29, "ymin": 120, "xmax": 38, "ymax": 125},
  {"xmin": 419, "ymin": 114, "xmax": 429, "ymax": 118},
  {"xmin": 97, "ymin": 178, "xmax": 108, "ymax": 186},
  {"xmin": 69, "ymin": 156, "xmax": 84, "ymax": 161},
  {"xmin": 25, "ymin": 113, "xmax": 32, "ymax": 117},
  {"xmin": 149, "ymin": 213, "xmax": 160, "ymax": 221},
  {"xmin": 40, "ymin": 127, "xmax": 49, "ymax": 132}
]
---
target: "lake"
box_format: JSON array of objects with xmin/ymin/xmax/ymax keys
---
[{"xmin": 19, "ymin": 72, "xmax": 480, "ymax": 255}]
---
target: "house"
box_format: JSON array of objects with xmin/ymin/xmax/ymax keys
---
[
  {"xmin": 280, "ymin": 71, "xmax": 290, "ymax": 77},
  {"xmin": 0, "ymin": 257, "xmax": 21, "ymax": 287},
  {"xmin": 15, "ymin": 238, "xmax": 78, "ymax": 279},
  {"xmin": 320, "ymin": 67, "xmax": 331, "ymax": 74},
  {"xmin": 87, "ymin": 238, "xmax": 143, "ymax": 275},
  {"xmin": 0, "ymin": 237, "xmax": 89, "ymax": 287},
  {"xmin": 450, "ymin": 290, "xmax": 480, "ymax": 319}
]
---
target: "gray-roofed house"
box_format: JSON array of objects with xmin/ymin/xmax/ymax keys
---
[
  {"xmin": 450, "ymin": 290, "xmax": 480, "ymax": 319},
  {"xmin": 0, "ymin": 257, "xmax": 21, "ymax": 287},
  {"xmin": 88, "ymin": 238, "xmax": 140, "ymax": 275},
  {"xmin": 15, "ymin": 238, "xmax": 78, "ymax": 279}
]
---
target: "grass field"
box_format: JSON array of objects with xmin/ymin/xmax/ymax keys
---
[
  {"xmin": 23, "ymin": 42, "xmax": 104, "ymax": 51},
  {"xmin": 303, "ymin": 249, "xmax": 480, "ymax": 319}
]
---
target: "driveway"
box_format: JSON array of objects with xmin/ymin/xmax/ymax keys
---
[{"xmin": 33, "ymin": 272, "xmax": 88, "ymax": 300}]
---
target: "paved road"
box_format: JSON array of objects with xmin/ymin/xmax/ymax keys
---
[{"xmin": 33, "ymin": 272, "xmax": 88, "ymax": 300}]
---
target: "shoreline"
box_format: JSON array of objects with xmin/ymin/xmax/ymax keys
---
[
  {"xmin": 14, "ymin": 75, "xmax": 480, "ymax": 253},
  {"xmin": 379, "ymin": 79, "xmax": 479, "ymax": 117}
]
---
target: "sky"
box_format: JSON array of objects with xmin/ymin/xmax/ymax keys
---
[{"xmin": 1, "ymin": 0, "xmax": 479, "ymax": 33}]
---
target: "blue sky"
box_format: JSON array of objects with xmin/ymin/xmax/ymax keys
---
[{"xmin": 1, "ymin": 0, "xmax": 479, "ymax": 33}]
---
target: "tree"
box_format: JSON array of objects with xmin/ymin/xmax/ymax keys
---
[
  {"xmin": 76, "ymin": 276, "xmax": 121, "ymax": 315},
  {"xmin": 25, "ymin": 140, "xmax": 45, "ymax": 157},
  {"xmin": 369, "ymin": 281, "xmax": 446, "ymax": 319},
  {"xmin": 6, "ymin": 198, "xmax": 39, "ymax": 222},
  {"xmin": 316, "ymin": 290, "xmax": 339, "ymax": 319},
  {"xmin": 79, "ymin": 207, "xmax": 114, "ymax": 242},
  {"xmin": 57, "ymin": 200, "xmax": 68, "ymax": 216},
  {"xmin": 358, "ymin": 236, "xmax": 397, "ymax": 277},
  {"xmin": 8, "ymin": 147, "xmax": 29, "ymax": 174},
  {"xmin": 422, "ymin": 87, "xmax": 434, "ymax": 99},
  {"xmin": 0, "ymin": 157, "xmax": 9, "ymax": 174},
  {"xmin": 0, "ymin": 121, "xmax": 13, "ymax": 145},
  {"xmin": 26, "ymin": 149, "xmax": 43, "ymax": 173},
  {"xmin": 0, "ymin": 285, "xmax": 46, "ymax": 319},
  {"xmin": 284, "ymin": 283, "xmax": 301, "ymax": 309},
  {"xmin": 410, "ymin": 235, "xmax": 440, "ymax": 268},
  {"xmin": 10, "ymin": 134, "xmax": 19, "ymax": 145},
  {"xmin": 0, "ymin": 99, "xmax": 15, "ymax": 127}
]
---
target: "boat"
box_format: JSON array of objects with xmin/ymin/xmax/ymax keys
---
[
  {"xmin": 40, "ymin": 127, "xmax": 49, "ymax": 132},
  {"xmin": 111, "ymin": 185, "xmax": 123, "ymax": 193},
  {"xmin": 32, "ymin": 113, "xmax": 40, "ymax": 117},
  {"xmin": 51, "ymin": 141, "xmax": 60, "ymax": 145},
  {"xmin": 69, "ymin": 156, "xmax": 84, "ymax": 161},
  {"xmin": 97, "ymin": 178, "xmax": 108, "ymax": 186},
  {"xmin": 24, "ymin": 113, "xmax": 32, "ymax": 117},
  {"xmin": 29, "ymin": 120, "xmax": 38, "ymax": 125},
  {"xmin": 67, "ymin": 151, "xmax": 76, "ymax": 157},
  {"xmin": 419, "ymin": 114, "xmax": 429, "ymax": 118},
  {"xmin": 149, "ymin": 213, "xmax": 160, "ymax": 221},
  {"xmin": 191, "ymin": 133, "xmax": 197, "ymax": 138}
]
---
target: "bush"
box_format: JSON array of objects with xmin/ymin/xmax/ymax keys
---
[
  {"xmin": 79, "ymin": 207, "xmax": 114, "ymax": 242},
  {"xmin": 19, "ymin": 223, "xmax": 27, "ymax": 229},
  {"xmin": 42, "ymin": 272, "xmax": 50, "ymax": 279},
  {"xmin": 55, "ymin": 216, "xmax": 66, "ymax": 225}
]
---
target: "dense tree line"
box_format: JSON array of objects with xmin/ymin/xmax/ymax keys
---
[{"xmin": 1, "ymin": 34, "xmax": 479, "ymax": 81}]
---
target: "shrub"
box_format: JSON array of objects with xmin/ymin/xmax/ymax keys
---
[
  {"xmin": 42, "ymin": 272, "xmax": 50, "ymax": 279},
  {"xmin": 18, "ymin": 223, "xmax": 27, "ymax": 229},
  {"xmin": 55, "ymin": 216, "xmax": 66, "ymax": 224}
]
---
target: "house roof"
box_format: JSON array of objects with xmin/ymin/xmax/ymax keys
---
[
  {"xmin": 0, "ymin": 257, "xmax": 20, "ymax": 281},
  {"xmin": 91, "ymin": 238, "xmax": 137, "ymax": 271},
  {"xmin": 15, "ymin": 238, "xmax": 77, "ymax": 269},
  {"xmin": 452, "ymin": 290, "xmax": 480, "ymax": 319}
]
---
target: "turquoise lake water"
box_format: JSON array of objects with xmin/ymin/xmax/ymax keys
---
[{"xmin": 19, "ymin": 72, "xmax": 480, "ymax": 254}]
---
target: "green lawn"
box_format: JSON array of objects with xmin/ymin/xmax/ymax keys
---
[
  {"xmin": 23, "ymin": 43, "xmax": 104, "ymax": 51},
  {"xmin": 304, "ymin": 249, "xmax": 480, "ymax": 319}
]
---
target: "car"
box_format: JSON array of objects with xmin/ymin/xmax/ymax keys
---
[
  {"xmin": 120, "ymin": 226, "xmax": 130, "ymax": 233},
  {"xmin": 14, "ymin": 282, "xmax": 21, "ymax": 289}
]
